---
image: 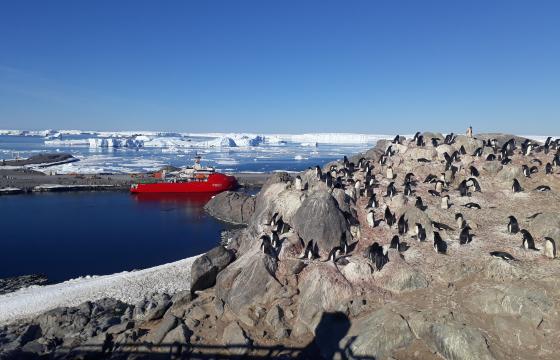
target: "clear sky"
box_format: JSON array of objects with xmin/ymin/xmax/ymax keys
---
[{"xmin": 0, "ymin": 1, "xmax": 559, "ymax": 134}]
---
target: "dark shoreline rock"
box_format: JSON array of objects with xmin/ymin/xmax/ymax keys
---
[
  {"xmin": 0, "ymin": 275, "xmax": 48, "ymax": 295},
  {"xmin": 204, "ymin": 191, "xmax": 256, "ymax": 225}
]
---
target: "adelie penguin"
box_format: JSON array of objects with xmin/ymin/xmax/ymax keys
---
[
  {"xmin": 294, "ymin": 175, "xmax": 303, "ymax": 191},
  {"xmin": 441, "ymin": 195, "xmax": 450, "ymax": 209},
  {"xmin": 466, "ymin": 177, "xmax": 482, "ymax": 192},
  {"xmin": 397, "ymin": 214, "xmax": 408, "ymax": 235},
  {"xmin": 459, "ymin": 226, "xmax": 474, "ymax": 245},
  {"xmin": 366, "ymin": 242, "xmax": 389, "ymax": 271},
  {"xmin": 462, "ymin": 202, "xmax": 481, "ymax": 209},
  {"xmin": 490, "ymin": 251, "xmax": 516, "ymax": 261},
  {"xmin": 535, "ymin": 185, "xmax": 551, "ymax": 192},
  {"xmin": 300, "ymin": 239, "xmax": 319, "ymax": 260},
  {"xmin": 366, "ymin": 209, "xmax": 376, "ymax": 228},
  {"xmin": 520, "ymin": 229, "xmax": 539, "ymax": 251},
  {"xmin": 327, "ymin": 246, "xmax": 346, "ymax": 264},
  {"xmin": 367, "ymin": 194, "xmax": 378, "ymax": 209},
  {"xmin": 522, "ymin": 165, "xmax": 531, "ymax": 178},
  {"xmin": 385, "ymin": 182, "xmax": 397, "ymax": 198},
  {"xmin": 384, "ymin": 206, "xmax": 396, "ymax": 226},
  {"xmin": 455, "ymin": 213, "xmax": 466, "ymax": 228},
  {"xmin": 433, "ymin": 232, "xmax": 447, "ymax": 254},
  {"xmin": 404, "ymin": 183, "xmax": 414, "ymax": 196},
  {"xmin": 390, "ymin": 235, "xmax": 409, "ymax": 252},
  {"xmin": 415, "ymin": 223, "xmax": 427, "ymax": 241},
  {"xmin": 260, "ymin": 235, "xmax": 277, "ymax": 258},
  {"xmin": 512, "ymin": 178, "xmax": 523, "ymax": 193},
  {"xmin": 507, "ymin": 216, "xmax": 520, "ymax": 234},
  {"xmin": 545, "ymin": 163, "xmax": 553, "ymax": 175},
  {"xmin": 470, "ymin": 166, "xmax": 480, "ymax": 177},
  {"xmin": 544, "ymin": 237, "xmax": 557, "ymax": 259},
  {"xmin": 428, "ymin": 190, "xmax": 440, "ymax": 197},
  {"xmin": 415, "ymin": 196, "xmax": 427, "ymax": 211}
]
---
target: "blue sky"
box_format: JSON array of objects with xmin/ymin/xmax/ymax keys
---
[{"xmin": 0, "ymin": 1, "xmax": 559, "ymax": 134}]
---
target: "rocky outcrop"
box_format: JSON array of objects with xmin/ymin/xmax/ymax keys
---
[
  {"xmin": 292, "ymin": 191, "xmax": 351, "ymax": 256},
  {"xmin": 190, "ymin": 246, "xmax": 235, "ymax": 294},
  {"xmin": 204, "ymin": 191, "xmax": 256, "ymax": 224}
]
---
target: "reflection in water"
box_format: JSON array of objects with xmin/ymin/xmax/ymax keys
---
[{"xmin": 132, "ymin": 192, "xmax": 218, "ymax": 219}]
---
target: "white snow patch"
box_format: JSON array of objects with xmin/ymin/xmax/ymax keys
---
[{"xmin": 0, "ymin": 255, "xmax": 199, "ymax": 325}]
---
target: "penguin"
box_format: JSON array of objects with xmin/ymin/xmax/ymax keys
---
[
  {"xmin": 424, "ymin": 174, "xmax": 438, "ymax": 183},
  {"xmin": 444, "ymin": 133, "xmax": 455, "ymax": 145},
  {"xmin": 545, "ymin": 163, "xmax": 553, "ymax": 174},
  {"xmin": 522, "ymin": 165, "xmax": 531, "ymax": 178},
  {"xmin": 392, "ymin": 135, "xmax": 401, "ymax": 144},
  {"xmin": 529, "ymin": 166, "xmax": 538, "ymax": 174},
  {"xmin": 327, "ymin": 246, "xmax": 344, "ymax": 263},
  {"xmin": 435, "ymin": 180, "xmax": 444, "ymax": 193},
  {"xmin": 416, "ymin": 135, "xmax": 425, "ymax": 146},
  {"xmin": 415, "ymin": 196, "xmax": 427, "ymax": 211},
  {"xmin": 366, "ymin": 242, "xmax": 389, "ymax": 271},
  {"xmin": 412, "ymin": 131, "xmax": 421, "ymax": 143},
  {"xmin": 455, "ymin": 213, "xmax": 466, "ymax": 229},
  {"xmin": 512, "ymin": 178, "xmax": 523, "ymax": 193},
  {"xmin": 459, "ymin": 226, "xmax": 473, "ymax": 245},
  {"xmin": 431, "ymin": 138, "xmax": 439, "ymax": 147},
  {"xmin": 294, "ymin": 175, "xmax": 303, "ymax": 191},
  {"xmin": 486, "ymin": 154, "xmax": 496, "ymax": 161},
  {"xmin": 415, "ymin": 223, "xmax": 427, "ymax": 242},
  {"xmin": 403, "ymin": 172, "xmax": 416, "ymax": 186},
  {"xmin": 367, "ymin": 194, "xmax": 379, "ymax": 209},
  {"xmin": 459, "ymin": 145, "xmax": 467, "ymax": 155},
  {"xmin": 470, "ymin": 166, "xmax": 480, "ymax": 177},
  {"xmin": 384, "ymin": 206, "xmax": 396, "ymax": 226},
  {"xmin": 428, "ymin": 190, "xmax": 441, "ymax": 197},
  {"xmin": 489, "ymin": 251, "xmax": 516, "ymax": 261},
  {"xmin": 473, "ymin": 147, "xmax": 483, "ymax": 157},
  {"xmin": 501, "ymin": 157, "xmax": 512, "ymax": 165},
  {"xmin": 462, "ymin": 202, "xmax": 481, "ymax": 209},
  {"xmin": 466, "ymin": 177, "xmax": 482, "ymax": 192},
  {"xmin": 535, "ymin": 185, "xmax": 551, "ymax": 192},
  {"xmin": 366, "ymin": 209, "xmax": 376, "ymax": 228},
  {"xmin": 520, "ymin": 229, "xmax": 539, "ymax": 250},
  {"xmin": 544, "ymin": 237, "xmax": 557, "ymax": 259},
  {"xmin": 260, "ymin": 235, "xmax": 277, "ymax": 258},
  {"xmin": 531, "ymin": 158, "xmax": 543, "ymax": 165},
  {"xmin": 433, "ymin": 232, "xmax": 447, "ymax": 254},
  {"xmin": 269, "ymin": 212, "xmax": 279, "ymax": 227},
  {"xmin": 398, "ymin": 214, "xmax": 408, "ymax": 235},
  {"xmin": 385, "ymin": 182, "xmax": 397, "ymax": 198},
  {"xmin": 271, "ymin": 231, "xmax": 280, "ymax": 248},
  {"xmin": 507, "ymin": 216, "xmax": 519, "ymax": 234},
  {"xmin": 432, "ymin": 221, "xmax": 454, "ymax": 231},
  {"xmin": 441, "ymin": 195, "xmax": 450, "ymax": 209},
  {"xmin": 390, "ymin": 235, "xmax": 400, "ymax": 249},
  {"xmin": 315, "ymin": 166, "xmax": 323, "ymax": 180},
  {"xmin": 458, "ymin": 180, "xmax": 469, "ymax": 197},
  {"xmin": 404, "ymin": 183, "xmax": 414, "ymax": 196},
  {"xmin": 386, "ymin": 166, "xmax": 394, "ymax": 180}
]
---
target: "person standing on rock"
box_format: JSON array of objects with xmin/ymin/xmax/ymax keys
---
[{"xmin": 467, "ymin": 126, "xmax": 473, "ymax": 138}]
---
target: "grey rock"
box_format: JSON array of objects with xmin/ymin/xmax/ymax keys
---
[
  {"xmin": 498, "ymin": 165, "xmax": 523, "ymax": 183},
  {"xmin": 162, "ymin": 322, "xmax": 191, "ymax": 345},
  {"xmin": 144, "ymin": 314, "xmax": 178, "ymax": 345},
  {"xmin": 143, "ymin": 293, "xmax": 172, "ymax": 321},
  {"xmin": 215, "ymin": 250, "xmax": 281, "ymax": 326},
  {"xmin": 106, "ymin": 320, "xmax": 134, "ymax": 335},
  {"xmin": 191, "ymin": 245, "xmax": 236, "ymax": 293},
  {"xmin": 482, "ymin": 161, "xmax": 503, "ymax": 174},
  {"xmin": 222, "ymin": 322, "xmax": 251, "ymax": 356},
  {"xmin": 265, "ymin": 305, "xmax": 285, "ymax": 328},
  {"xmin": 528, "ymin": 212, "xmax": 560, "ymax": 244},
  {"xmin": 204, "ymin": 191, "xmax": 256, "ymax": 224},
  {"xmin": 292, "ymin": 191, "xmax": 351, "ymax": 256},
  {"xmin": 340, "ymin": 307, "xmax": 414, "ymax": 359},
  {"xmin": 453, "ymin": 135, "xmax": 484, "ymax": 155}
]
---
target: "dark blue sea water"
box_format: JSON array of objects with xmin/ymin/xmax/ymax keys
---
[{"xmin": 0, "ymin": 191, "xmax": 234, "ymax": 283}]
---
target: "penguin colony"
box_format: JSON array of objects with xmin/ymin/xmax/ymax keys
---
[{"xmin": 258, "ymin": 133, "xmax": 560, "ymax": 273}]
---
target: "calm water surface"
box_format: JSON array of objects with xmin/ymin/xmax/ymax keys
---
[{"xmin": 0, "ymin": 191, "xmax": 233, "ymax": 283}]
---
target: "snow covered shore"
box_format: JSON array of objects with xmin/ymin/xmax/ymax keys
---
[{"xmin": 0, "ymin": 255, "xmax": 199, "ymax": 325}]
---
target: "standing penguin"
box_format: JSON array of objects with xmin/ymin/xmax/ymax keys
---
[
  {"xmin": 455, "ymin": 213, "xmax": 466, "ymax": 229},
  {"xmin": 294, "ymin": 175, "xmax": 303, "ymax": 191},
  {"xmin": 415, "ymin": 223, "xmax": 427, "ymax": 242},
  {"xmin": 385, "ymin": 206, "xmax": 396, "ymax": 226},
  {"xmin": 386, "ymin": 166, "xmax": 394, "ymax": 180},
  {"xmin": 546, "ymin": 163, "xmax": 553, "ymax": 175},
  {"xmin": 459, "ymin": 226, "xmax": 473, "ymax": 245},
  {"xmin": 520, "ymin": 229, "xmax": 539, "ymax": 250},
  {"xmin": 544, "ymin": 237, "xmax": 557, "ymax": 259},
  {"xmin": 441, "ymin": 195, "xmax": 450, "ymax": 209},
  {"xmin": 433, "ymin": 232, "xmax": 447, "ymax": 254},
  {"xmin": 398, "ymin": 214, "xmax": 408, "ymax": 235},
  {"xmin": 366, "ymin": 209, "xmax": 376, "ymax": 228},
  {"xmin": 507, "ymin": 216, "xmax": 520, "ymax": 234},
  {"xmin": 512, "ymin": 179, "xmax": 523, "ymax": 193}
]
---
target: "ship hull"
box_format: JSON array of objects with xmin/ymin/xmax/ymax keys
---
[{"xmin": 130, "ymin": 173, "xmax": 237, "ymax": 194}]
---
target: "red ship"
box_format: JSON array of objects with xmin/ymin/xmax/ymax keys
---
[{"xmin": 130, "ymin": 157, "xmax": 237, "ymax": 194}]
